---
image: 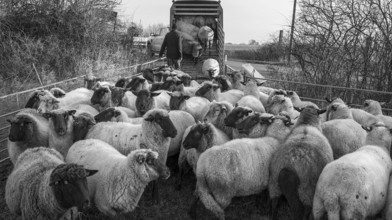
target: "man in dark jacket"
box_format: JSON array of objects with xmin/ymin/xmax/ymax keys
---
[{"xmin": 159, "ymin": 23, "xmax": 183, "ymax": 69}]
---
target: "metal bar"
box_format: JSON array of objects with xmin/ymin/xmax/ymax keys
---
[
  {"xmin": 0, "ymin": 126, "xmax": 10, "ymax": 132},
  {"xmin": 0, "ymin": 147, "xmax": 8, "ymax": 154},
  {"xmin": 0, "ymin": 110, "xmax": 21, "ymax": 118},
  {"xmin": 0, "ymin": 157, "xmax": 10, "ymax": 164},
  {"xmin": 0, "ymin": 138, "xmax": 8, "ymax": 143}
]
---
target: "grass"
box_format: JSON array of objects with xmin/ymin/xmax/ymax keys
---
[{"xmin": 0, "ymin": 155, "xmax": 292, "ymax": 220}]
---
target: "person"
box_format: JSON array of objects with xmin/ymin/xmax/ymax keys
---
[{"xmin": 159, "ymin": 23, "xmax": 183, "ymax": 70}]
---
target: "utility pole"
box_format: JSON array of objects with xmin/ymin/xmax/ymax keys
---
[{"xmin": 288, "ymin": 0, "xmax": 297, "ymax": 63}]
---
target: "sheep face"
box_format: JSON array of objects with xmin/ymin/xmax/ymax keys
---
[
  {"xmin": 169, "ymin": 93, "xmax": 190, "ymax": 110},
  {"xmin": 230, "ymin": 71, "xmax": 244, "ymax": 83},
  {"xmin": 180, "ymin": 75, "xmax": 192, "ymax": 87},
  {"xmin": 268, "ymin": 95, "xmax": 292, "ymax": 115},
  {"xmin": 363, "ymin": 123, "xmax": 392, "ymax": 152},
  {"xmin": 94, "ymin": 108, "xmax": 119, "ymax": 123},
  {"xmin": 126, "ymin": 77, "xmax": 146, "ymax": 92},
  {"xmin": 73, "ymin": 113, "xmax": 96, "ymax": 142},
  {"xmin": 84, "ymin": 76, "xmax": 102, "ymax": 90},
  {"xmin": 142, "ymin": 68, "xmax": 154, "ymax": 83},
  {"xmin": 204, "ymin": 101, "xmax": 230, "ymax": 123},
  {"xmin": 135, "ymin": 90, "xmax": 160, "ymax": 116},
  {"xmin": 90, "ymin": 86, "xmax": 110, "ymax": 106},
  {"xmin": 110, "ymin": 87, "xmax": 126, "ymax": 106},
  {"xmin": 212, "ymin": 76, "xmax": 231, "ymax": 92},
  {"xmin": 295, "ymin": 105, "xmax": 326, "ymax": 127},
  {"xmin": 133, "ymin": 149, "xmax": 171, "ymax": 182},
  {"xmin": 25, "ymin": 91, "xmax": 41, "ymax": 109},
  {"xmin": 44, "ymin": 109, "xmax": 76, "ymax": 136},
  {"xmin": 144, "ymin": 109, "xmax": 177, "ymax": 138},
  {"xmin": 362, "ymin": 99, "xmax": 383, "ymax": 115},
  {"xmin": 37, "ymin": 95, "xmax": 60, "ymax": 114},
  {"xmin": 154, "ymin": 71, "xmax": 163, "ymax": 83},
  {"xmin": 224, "ymin": 106, "xmax": 253, "ymax": 128},
  {"xmin": 7, "ymin": 116, "xmax": 34, "ymax": 142},
  {"xmin": 114, "ymin": 78, "xmax": 127, "ymax": 88},
  {"xmin": 182, "ymin": 123, "xmax": 208, "ymax": 150},
  {"xmin": 195, "ymin": 82, "xmax": 219, "ymax": 97},
  {"xmin": 50, "ymin": 163, "xmax": 97, "ymax": 211}
]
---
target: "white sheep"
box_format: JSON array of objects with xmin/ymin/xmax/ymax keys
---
[
  {"xmin": 236, "ymin": 95, "xmax": 265, "ymax": 113},
  {"xmin": 350, "ymin": 107, "xmax": 382, "ymax": 127},
  {"xmin": 286, "ymin": 90, "xmax": 319, "ymax": 109},
  {"xmin": 5, "ymin": 147, "xmax": 97, "ymax": 220},
  {"xmin": 167, "ymin": 110, "xmax": 196, "ymax": 156},
  {"xmin": 43, "ymin": 109, "xmax": 76, "ymax": 157},
  {"xmin": 313, "ymin": 123, "xmax": 392, "ymax": 220},
  {"xmin": 195, "ymin": 81, "xmax": 244, "ymax": 105},
  {"xmin": 169, "ymin": 92, "xmax": 211, "ymax": 122},
  {"xmin": 198, "ymin": 26, "xmax": 214, "ymax": 52},
  {"xmin": 385, "ymin": 173, "xmax": 392, "ymax": 218},
  {"xmin": 202, "ymin": 58, "xmax": 220, "ymax": 78},
  {"xmin": 7, "ymin": 108, "xmax": 49, "ymax": 164},
  {"xmin": 37, "ymin": 88, "xmax": 93, "ymax": 114},
  {"xmin": 362, "ymin": 99, "xmax": 392, "ymax": 129},
  {"xmin": 267, "ymin": 94, "xmax": 300, "ymax": 123},
  {"xmin": 204, "ymin": 100, "xmax": 235, "ymax": 139},
  {"xmin": 189, "ymin": 114, "xmax": 293, "ymax": 220},
  {"xmin": 66, "ymin": 139, "xmax": 170, "ymax": 217},
  {"xmin": 178, "ymin": 121, "xmax": 230, "ymax": 189},
  {"xmin": 268, "ymin": 106, "xmax": 333, "ymax": 220},
  {"xmin": 321, "ymin": 102, "xmax": 367, "ymax": 159}
]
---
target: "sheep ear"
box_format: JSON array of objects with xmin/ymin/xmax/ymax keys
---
[
  {"xmin": 256, "ymin": 82, "xmax": 264, "ymax": 86},
  {"xmin": 68, "ymin": 110, "xmax": 77, "ymax": 116},
  {"xmin": 286, "ymin": 91, "xmax": 293, "ymax": 95},
  {"xmin": 212, "ymin": 84, "xmax": 220, "ymax": 90},
  {"xmin": 140, "ymin": 78, "xmax": 146, "ymax": 83},
  {"xmin": 6, "ymin": 119, "xmax": 12, "ymax": 124},
  {"xmin": 151, "ymin": 92, "xmax": 161, "ymax": 97},
  {"xmin": 294, "ymin": 106, "xmax": 303, "ymax": 112},
  {"xmin": 114, "ymin": 110, "xmax": 121, "ymax": 117},
  {"xmin": 234, "ymin": 103, "xmax": 239, "ymax": 107},
  {"xmin": 221, "ymin": 106, "xmax": 227, "ymax": 112},
  {"xmin": 131, "ymin": 90, "xmax": 138, "ymax": 96},
  {"xmin": 136, "ymin": 155, "xmax": 146, "ymax": 164},
  {"xmin": 362, "ymin": 126, "xmax": 372, "ymax": 132},
  {"xmin": 325, "ymin": 97, "xmax": 332, "ymax": 103},
  {"xmin": 144, "ymin": 115, "xmax": 154, "ymax": 122},
  {"xmin": 183, "ymin": 95, "xmax": 190, "ymax": 100},
  {"xmin": 317, "ymin": 109, "xmax": 327, "ymax": 115},
  {"xmin": 85, "ymin": 169, "xmax": 98, "ymax": 177},
  {"xmin": 245, "ymin": 109, "xmax": 253, "ymax": 115},
  {"xmin": 167, "ymin": 92, "xmax": 173, "ymax": 97},
  {"xmin": 88, "ymin": 118, "xmax": 96, "ymax": 126},
  {"xmin": 240, "ymin": 81, "xmax": 246, "ymax": 86}
]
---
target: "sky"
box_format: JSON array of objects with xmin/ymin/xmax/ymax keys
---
[{"xmin": 116, "ymin": 0, "xmax": 295, "ymax": 44}]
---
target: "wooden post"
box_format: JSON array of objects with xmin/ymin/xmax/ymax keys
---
[
  {"xmin": 288, "ymin": 0, "xmax": 297, "ymax": 63},
  {"xmin": 279, "ymin": 30, "xmax": 283, "ymax": 46},
  {"xmin": 32, "ymin": 64, "xmax": 43, "ymax": 87}
]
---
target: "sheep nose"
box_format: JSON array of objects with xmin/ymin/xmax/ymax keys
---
[{"xmin": 38, "ymin": 108, "xmax": 43, "ymax": 114}]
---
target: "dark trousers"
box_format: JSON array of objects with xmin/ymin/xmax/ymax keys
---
[{"xmin": 167, "ymin": 58, "xmax": 181, "ymax": 70}]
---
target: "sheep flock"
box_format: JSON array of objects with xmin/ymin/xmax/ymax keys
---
[{"xmin": 3, "ymin": 64, "xmax": 392, "ymax": 220}]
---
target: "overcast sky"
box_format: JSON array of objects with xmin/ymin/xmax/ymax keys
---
[{"xmin": 116, "ymin": 0, "xmax": 295, "ymax": 44}]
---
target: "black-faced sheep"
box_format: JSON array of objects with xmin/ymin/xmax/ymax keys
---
[
  {"xmin": 72, "ymin": 112, "xmax": 96, "ymax": 142},
  {"xmin": 212, "ymin": 75, "xmax": 232, "ymax": 92},
  {"xmin": 167, "ymin": 110, "xmax": 196, "ymax": 157},
  {"xmin": 125, "ymin": 76, "xmax": 150, "ymax": 91},
  {"xmin": 169, "ymin": 92, "xmax": 211, "ymax": 122},
  {"xmin": 133, "ymin": 89, "xmax": 171, "ymax": 116},
  {"xmin": 43, "ymin": 109, "xmax": 76, "ymax": 157},
  {"xmin": 195, "ymin": 81, "xmax": 244, "ymax": 105},
  {"xmin": 66, "ymin": 139, "xmax": 170, "ymax": 217},
  {"xmin": 313, "ymin": 123, "xmax": 392, "ymax": 220},
  {"xmin": 7, "ymin": 108, "xmax": 49, "ymax": 164},
  {"xmin": 268, "ymin": 106, "xmax": 333, "ymax": 220},
  {"xmin": 93, "ymin": 107, "xmax": 143, "ymax": 124},
  {"xmin": 5, "ymin": 147, "xmax": 97, "ymax": 220},
  {"xmin": 49, "ymin": 87, "xmax": 66, "ymax": 98},
  {"xmin": 189, "ymin": 114, "xmax": 293, "ymax": 220}
]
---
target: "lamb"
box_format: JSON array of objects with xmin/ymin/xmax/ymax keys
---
[
  {"xmin": 189, "ymin": 113, "xmax": 294, "ymax": 220},
  {"xmin": 313, "ymin": 123, "xmax": 392, "ymax": 220},
  {"xmin": 286, "ymin": 90, "xmax": 318, "ymax": 109},
  {"xmin": 90, "ymin": 85, "xmax": 136, "ymax": 117},
  {"xmin": 43, "ymin": 109, "xmax": 76, "ymax": 157},
  {"xmin": 5, "ymin": 147, "xmax": 97, "ymax": 220},
  {"xmin": 169, "ymin": 92, "xmax": 211, "ymax": 122},
  {"xmin": 49, "ymin": 87, "xmax": 66, "ymax": 98},
  {"xmin": 321, "ymin": 102, "xmax": 367, "ymax": 159},
  {"xmin": 66, "ymin": 139, "xmax": 170, "ymax": 217},
  {"xmin": 362, "ymin": 99, "xmax": 392, "ymax": 129},
  {"xmin": 72, "ymin": 112, "xmax": 96, "ymax": 142},
  {"xmin": 37, "ymin": 88, "xmax": 93, "ymax": 114},
  {"xmin": 133, "ymin": 89, "xmax": 171, "ymax": 116},
  {"xmin": 268, "ymin": 105, "xmax": 333, "ymax": 220},
  {"xmin": 204, "ymin": 100, "xmax": 235, "ymax": 139},
  {"xmin": 202, "ymin": 58, "xmax": 220, "ymax": 78},
  {"xmin": 7, "ymin": 108, "xmax": 49, "ymax": 164},
  {"xmin": 94, "ymin": 107, "xmax": 143, "ymax": 124},
  {"xmin": 178, "ymin": 121, "xmax": 230, "ymax": 189},
  {"xmin": 195, "ymin": 81, "xmax": 244, "ymax": 105}
]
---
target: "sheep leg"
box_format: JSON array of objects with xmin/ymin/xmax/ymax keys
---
[
  {"xmin": 270, "ymin": 197, "xmax": 280, "ymax": 220},
  {"xmin": 176, "ymin": 168, "xmax": 184, "ymax": 190},
  {"xmin": 278, "ymin": 168, "xmax": 304, "ymax": 220},
  {"xmin": 188, "ymin": 196, "xmax": 200, "ymax": 219},
  {"xmin": 152, "ymin": 180, "xmax": 160, "ymax": 204}
]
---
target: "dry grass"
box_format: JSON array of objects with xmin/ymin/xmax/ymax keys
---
[{"xmin": 0, "ymin": 155, "xmax": 292, "ymax": 220}]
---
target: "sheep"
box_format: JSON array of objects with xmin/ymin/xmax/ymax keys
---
[
  {"xmin": 178, "ymin": 121, "xmax": 230, "ymax": 189},
  {"xmin": 362, "ymin": 99, "xmax": 392, "ymax": 129},
  {"xmin": 236, "ymin": 95, "xmax": 265, "ymax": 113},
  {"xmin": 37, "ymin": 88, "xmax": 93, "ymax": 114},
  {"xmin": 202, "ymin": 58, "xmax": 220, "ymax": 78},
  {"xmin": 5, "ymin": 147, "xmax": 97, "ymax": 220},
  {"xmin": 150, "ymin": 76, "xmax": 182, "ymax": 92},
  {"xmin": 133, "ymin": 89, "xmax": 171, "ymax": 116},
  {"xmin": 114, "ymin": 77, "xmax": 128, "ymax": 88},
  {"xmin": 195, "ymin": 81, "xmax": 244, "ymax": 105},
  {"xmin": 25, "ymin": 89, "xmax": 52, "ymax": 109},
  {"xmin": 169, "ymin": 92, "xmax": 211, "ymax": 122},
  {"xmin": 125, "ymin": 76, "xmax": 150, "ymax": 91},
  {"xmin": 313, "ymin": 123, "xmax": 392, "ymax": 220},
  {"xmin": 198, "ymin": 26, "xmax": 214, "ymax": 53},
  {"xmin": 174, "ymin": 71, "xmax": 192, "ymax": 86},
  {"xmin": 286, "ymin": 90, "xmax": 318, "ymax": 109},
  {"xmin": 321, "ymin": 102, "xmax": 367, "ymax": 159},
  {"xmin": 90, "ymin": 85, "xmax": 136, "ymax": 117},
  {"xmin": 350, "ymin": 107, "xmax": 382, "ymax": 127},
  {"xmin": 7, "ymin": 108, "xmax": 49, "ymax": 164},
  {"xmin": 49, "ymin": 87, "xmax": 66, "ymax": 98},
  {"xmin": 268, "ymin": 105, "xmax": 333, "ymax": 220},
  {"xmin": 204, "ymin": 100, "xmax": 235, "ymax": 138},
  {"xmin": 212, "ymin": 75, "xmax": 232, "ymax": 92},
  {"xmin": 188, "ymin": 113, "xmax": 294, "ymax": 220},
  {"xmin": 167, "ymin": 110, "xmax": 196, "ymax": 156},
  {"xmin": 267, "ymin": 94, "xmax": 300, "ymax": 123},
  {"xmin": 227, "ymin": 71, "xmax": 244, "ymax": 91},
  {"xmin": 72, "ymin": 112, "xmax": 96, "ymax": 142},
  {"xmin": 66, "ymin": 139, "xmax": 169, "ymax": 217},
  {"xmin": 94, "ymin": 107, "xmax": 143, "ymax": 124},
  {"xmin": 385, "ymin": 174, "xmax": 392, "ymax": 219},
  {"xmin": 84, "ymin": 75, "xmax": 102, "ymax": 90},
  {"xmin": 43, "ymin": 109, "xmax": 76, "ymax": 158}
]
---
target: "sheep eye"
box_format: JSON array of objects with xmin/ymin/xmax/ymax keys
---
[
  {"xmin": 146, "ymin": 158, "xmax": 153, "ymax": 165},
  {"xmin": 364, "ymin": 103, "xmax": 369, "ymax": 106}
]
